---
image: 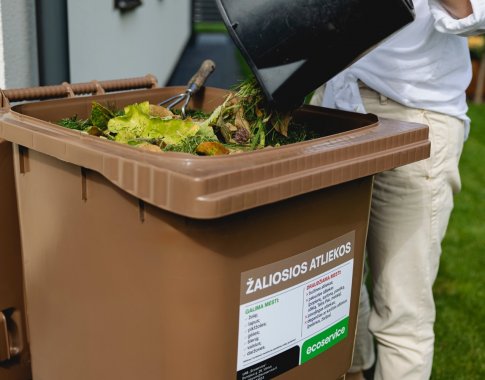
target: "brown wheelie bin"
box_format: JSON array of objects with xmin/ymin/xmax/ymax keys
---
[
  {"xmin": 0, "ymin": 139, "xmax": 31, "ymax": 380},
  {"xmin": 0, "ymin": 78, "xmax": 429, "ymax": 380}
]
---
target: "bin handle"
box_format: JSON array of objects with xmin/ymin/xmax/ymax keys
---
[
  {"xmin": 0, "ymin": 309, "xmax": 24, "ymax": 362},
  {"xmin": 0, "ymin": 74, "xmax": 158, "ymax": 109}
]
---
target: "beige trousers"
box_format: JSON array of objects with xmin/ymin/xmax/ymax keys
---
[{"xmin": 312, "ymin": 84, "xmax": 465, "ymax": 379}]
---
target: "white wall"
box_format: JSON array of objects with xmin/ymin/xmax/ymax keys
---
[
  {"xmin": 67, "ymin": 0, "xmax": 191, "ymax": 85},
  {"xmin": 0, "ymin": 0, "xmax": 39, "ymax": 89}
]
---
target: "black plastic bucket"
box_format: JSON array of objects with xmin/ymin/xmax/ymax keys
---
[{"xmin": 216, "ymin": 0, "xmax": 415, "ymax": 110}]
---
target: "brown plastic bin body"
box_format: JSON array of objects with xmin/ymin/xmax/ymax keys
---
[
  {"xmin": 0, "ymin": 139, "xmax": 31, "ymax": 380},
  {"xmin": 0, "ymin": 85, "xmax": 429, "ymax": 380}
]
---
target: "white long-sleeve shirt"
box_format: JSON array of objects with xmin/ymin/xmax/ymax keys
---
[{"xmin": 320, "ymin": 0, "xmax": 485, "ymax": 138}]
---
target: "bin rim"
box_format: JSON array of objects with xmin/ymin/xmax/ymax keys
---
[{"xmin": 0, "ymin": 85, "xmax": 430, "ymax": 219}]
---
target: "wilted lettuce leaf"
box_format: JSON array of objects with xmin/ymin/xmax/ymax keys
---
[{"xmin": 107, "ymin": 101, "xmax": 216, "ymax": 145}]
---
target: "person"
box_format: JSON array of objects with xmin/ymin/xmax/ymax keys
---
[{"xmin": 310, "ymin": 1, "xmax": 484, "ymax": 379}]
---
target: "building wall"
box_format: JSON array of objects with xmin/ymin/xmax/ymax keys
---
[
  {"xmin": 67, "ymin": 0, "xmax": 192, "ymax": 85},
  {"xmin": 0, "ymin": 0, "xmax": 39, "ymax": 89},
  {"xmin": 0, "ymin": 0, "xmax": 190, "ymax": 90}
]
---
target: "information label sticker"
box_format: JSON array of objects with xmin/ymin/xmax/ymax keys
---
[{"xmin": 237, "ymin": 232, "xmax": 355, "ymax": 380}]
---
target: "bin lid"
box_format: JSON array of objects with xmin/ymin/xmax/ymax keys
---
[{"xmin": 0, "ymin": 86, "xmax": 429, "ymax": 219}]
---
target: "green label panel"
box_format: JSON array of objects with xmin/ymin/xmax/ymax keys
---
[{"xmin": 301, "ymin": 317, "xmax": 349, "ymax": 364}]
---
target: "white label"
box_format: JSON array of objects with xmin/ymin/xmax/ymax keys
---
[{"xmin": 237, "ymin": 260, "xmax": 353, "ymax": 372}]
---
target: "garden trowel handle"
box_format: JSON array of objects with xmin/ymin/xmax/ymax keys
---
[{"xmin": 187, "ymin": 60, "xmax": 216, "ymax": 94}]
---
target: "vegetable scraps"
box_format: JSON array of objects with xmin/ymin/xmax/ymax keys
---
[{"xmin": 57, "ymin": 77, "xmax": 317, "ymax": 155}]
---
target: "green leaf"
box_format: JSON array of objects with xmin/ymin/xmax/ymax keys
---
[
  {"xmin": 90, "ymin": 102, "xmax": 115, "ymax": 130},
  {"xmin": 107, "ymin": 101, "xmax": 216, "ymax": 145},
  {"xmin": 57, "ymin": 115, "xmax": 90, "ymax": 131}
]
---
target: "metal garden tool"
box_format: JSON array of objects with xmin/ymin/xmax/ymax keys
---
[{"xmin": 159, "ymin": 59, "xmax": 216, "ymax": 118}]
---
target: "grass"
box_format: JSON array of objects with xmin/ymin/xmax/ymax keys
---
[
  {"xmin": 193, "ymin": 22, "xmax": 228, "ymax": 34},
  {"xmin": 431, "ymin": 102, "xmax": 485, "ymax": 379}
]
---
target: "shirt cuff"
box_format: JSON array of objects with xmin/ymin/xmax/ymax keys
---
[{"xmin": 429, "ymin": 0, "xmax": 485, "ymax": 35}]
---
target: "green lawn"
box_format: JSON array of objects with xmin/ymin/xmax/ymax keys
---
[
  {"xmin": 193, "ymin": 22, "xmax": 228, "ymax": 34},
  {"xmin": 432, "ymin": 103, "xmax": 485, "ymax": 379}
]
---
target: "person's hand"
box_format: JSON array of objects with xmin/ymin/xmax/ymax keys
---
[{"xmin": 440, "ymin": 0, "xmax": 473, "ymax": 18}]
